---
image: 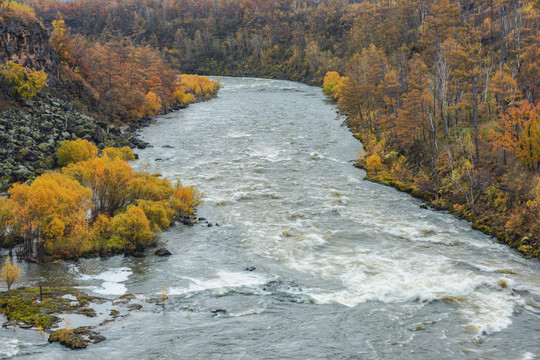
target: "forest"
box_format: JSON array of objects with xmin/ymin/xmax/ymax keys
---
[{"xmin": 1, "ymin": 0, "xmax": 539, "ymax": 258}]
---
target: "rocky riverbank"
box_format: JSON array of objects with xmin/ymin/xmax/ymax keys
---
[{"xmin": 0, "ymin": 98, "xmax": 149, "ymax": 191}]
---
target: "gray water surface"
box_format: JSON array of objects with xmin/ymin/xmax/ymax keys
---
[{"xmin": 2, "ymin": 77, "xmax": 540, "ymax": 359}]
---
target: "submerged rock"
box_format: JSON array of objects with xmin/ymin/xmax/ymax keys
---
[{"xmin": 155, "ymin": 248, "xmax": 172, "ymax": 257}]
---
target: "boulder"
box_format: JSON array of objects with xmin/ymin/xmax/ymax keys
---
[{"xmin": 155, "ymin": 248, "xmax": 172, "ymax": 257}]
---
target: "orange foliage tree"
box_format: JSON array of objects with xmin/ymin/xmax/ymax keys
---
[
  {"xmin": 490, "ymin": 102, "xmax": 540, "ymax": 169},
  {"xmin": 63, "ymin": 157, "xmax": 134, "ymax": 218},
  {"xmin": 109, "ymin": 205, "xmax": 154, "ymax": 252},
  {"xmin": 8, "ymin": 172, "xmax": 92, "ymax": 260}
]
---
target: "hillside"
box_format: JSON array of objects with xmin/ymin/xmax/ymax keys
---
[{"xmin": 1, "ymin": 0, "xmax": 539, "ymax": 258}]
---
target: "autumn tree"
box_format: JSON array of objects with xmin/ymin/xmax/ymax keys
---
[
  {"xmin": 489, "ymin": 101, "xmax": 540, "ymax": 169},
  {"xmin": 170, "ymin": 182, "xmax": 203, "ymax": 219},
  {"xmin": 128, "ymin": 172, "xmax": 173, "ymax": 202},
  {"xmin": 0, "ymin": 197, "xmax": 12, "ymax": 249},
  {"xmin": 109, "ymin": 205, "xmax": 154, "ymax": 252},
  {"xmin": 8, "ymin": 172, "xmax": 92, "ymax": 261},
  {"xmin": 63, "ymin": 157, "xmax": 134, "ymax": 218},
  {"xmin": 102, "ymin": 146, "xmax": 136, "ymax": 161},
  {"xmin": 137, "ymin": 200, "xmax": 174, "ymax": 232},
  {"xmin": 0, "ymin": 62, "xmax": 47, "ymax": 101},
  {"xmin": 1, "ymin": 256, "xmax": 20, "ymax": 291},
  {"xmin": 50, "ymin": 12, "xmax": 73, "ymax": 65},
  {"xmin": 56, "ymin": 138, "xmax": 98, "ymax": 167},
  {"xmin": 322, "ymin": 71, "xmax": 345, "ymax": 100}
]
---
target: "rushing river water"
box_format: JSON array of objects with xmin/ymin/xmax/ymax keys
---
[{"xmin": 2, "ymin": 77, "xmax": 540, "ymax": 359}]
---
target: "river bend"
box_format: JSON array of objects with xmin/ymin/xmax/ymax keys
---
[{"xmin": 1, "ymin": 77, "xmax": 539, "ymax": 359}]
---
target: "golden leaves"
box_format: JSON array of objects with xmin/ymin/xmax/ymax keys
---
[{"xmin": 1, "ymin": 256, "xmax": 21, "ymax": 291}]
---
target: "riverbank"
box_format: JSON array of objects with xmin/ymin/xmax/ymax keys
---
[{"xmin": 353, "ymin": 136, "xmax": 539, "ymax": 260}]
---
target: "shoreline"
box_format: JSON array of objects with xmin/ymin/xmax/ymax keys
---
[{"xmin": 354, "ymin": 149, "xmax": 538, "ymax": 260}]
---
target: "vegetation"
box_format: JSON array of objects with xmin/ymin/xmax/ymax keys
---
[
  {"xmin": 56, "ymin": 138, "xmax": 98, "ymax": 167},
  {"xmin": 0, "ymin": 1, "xmax": 38, "ymax": 23},
  {"xmin": 0, "ymin": 287, "xmax": 100, "ymax": 330},
  {"xmin": 42, "ymin": 10, "xmax": 221, "ymax": 123},
  {"xmin": 0, "ymin": 61, "xmax": 47, "ymax": 101},
  {"xmin": 1, "ymin": 256, "xmax": 20, "ymax": 291},
  {"xmin": 0, "ymin": 140, "xmax": 203, "ymax": 261},
  {"xmin": 1, "ymin": 0, "xmax": 536, "ymax": 259}
]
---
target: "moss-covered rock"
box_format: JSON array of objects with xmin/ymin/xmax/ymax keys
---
[
  {"xmin": 48, "ymin": 326, "xmax": 106, "ymax": 349},
  {"xmin": 0, "ymin": 287, "xmax": 103, "ymax": 330}
]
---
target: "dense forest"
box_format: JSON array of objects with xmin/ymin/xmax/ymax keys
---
[{"xmin": 1, "ymin": 0, "xmax": 540, "ymax": 258}]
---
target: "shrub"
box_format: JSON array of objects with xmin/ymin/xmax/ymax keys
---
[
  {"xmin": 365, "ymin": 154, "xmax": 383, "ymax": 173},
  {"xmin": 0, "ymin": 62, "xmax": 47, "ymax": 100},
  {"xmin": 171, "ymin": 182, "xmax": 203, "ymax": 219},
  {"xmin": 1, "ymin": 256, "xmax": 20, "ymax": 291},
  {"xmin": 56, "ymin": 139, "xmax": 98, "ymax": 167},
  {"xmin": 102, "ymin": 146, "xmax": 136, "ymax": 161},
  {"xmin": 109, "ymin": 205, "xmax": 154, "ymax": 252}
]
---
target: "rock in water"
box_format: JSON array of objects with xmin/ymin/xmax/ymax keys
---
[
  {"xmin": 155, "ymin": 248, "xmax": 172, "ymax": 257},
  {"xmin": 210, "ymin": 309, "xmax": 227, "ymax": 317}
]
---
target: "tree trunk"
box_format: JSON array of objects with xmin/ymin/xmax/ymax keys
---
[{"xmin": 472, "ymin": 72, "xmax": 479, "ymax": 160}]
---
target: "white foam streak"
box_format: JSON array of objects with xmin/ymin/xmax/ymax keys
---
[
  {"xmin": 0, "ymin": 339, "xmax": 19, "ymax": 358},
  {"xmin": 169, "ymin": 270, "xmax": 270, "ymax": 296},
  {"xmin": 279, "ymin": 245, "xmax": 526, "ymax": 336},
  {"xmin": 78, "ymin": 267, "xmax": 132, "ymax": 296}
]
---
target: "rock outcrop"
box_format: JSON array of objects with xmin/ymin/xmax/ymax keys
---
[{"xmin": 0, "ymin": 16, "xmax": 59, "ymax": 79}]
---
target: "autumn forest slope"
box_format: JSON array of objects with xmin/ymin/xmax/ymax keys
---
[{"xmin": 4, "ymin": 0, "xmax": 540, "ymax": 258}]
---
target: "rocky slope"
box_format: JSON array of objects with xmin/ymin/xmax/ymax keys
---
[
  {"xmin": 0, "ymin": 15, "xmax": 58, "ymax": 79},
  {"xmin": 0, "ymin": 99, "xmax": 149, "ymax": 191},
  {"xmin": 0, "ymin": 14, "xmax": 149, "ymax": 191}
]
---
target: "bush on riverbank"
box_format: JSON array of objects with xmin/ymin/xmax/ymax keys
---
[{"xmin": 0, "ymin": 139, "xmax": 203, "ymax": 261}]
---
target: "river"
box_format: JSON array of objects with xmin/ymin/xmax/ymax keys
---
[{"xmin": 1, "ymin": 77, "xmax": 540, "ymax": 359}]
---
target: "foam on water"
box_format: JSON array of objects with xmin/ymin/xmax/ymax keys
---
[
  {"xmin": 278, "ymin": 242, "xmax": 529, "ymax": 336},
  {"xmin": 169, "ymin": 270, "xmax": 271, "ymax": 296},
  {"xmin": 78, "ymin": 267, "xmax": 132, "ymax": 296},
  {"xmin": 0, "ymin": 339, "xmax": 20, "ymax": 358}
]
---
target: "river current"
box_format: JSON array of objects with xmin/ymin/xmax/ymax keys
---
[{"xmin": 1, "ymin": 77, "xmax": 540, "ymax": 359}]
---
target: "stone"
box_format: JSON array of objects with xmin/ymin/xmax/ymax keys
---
[
  {"xmin": 155, "ymin": 248, "xmax": 172, "ymax": 257},
  {"xmin": 127, "ymin": 304, "xmax": 143, "ymax": 311},
  {"xmin": 210, "ymin": 309, "xmax": 227, "ymax": 317}
]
